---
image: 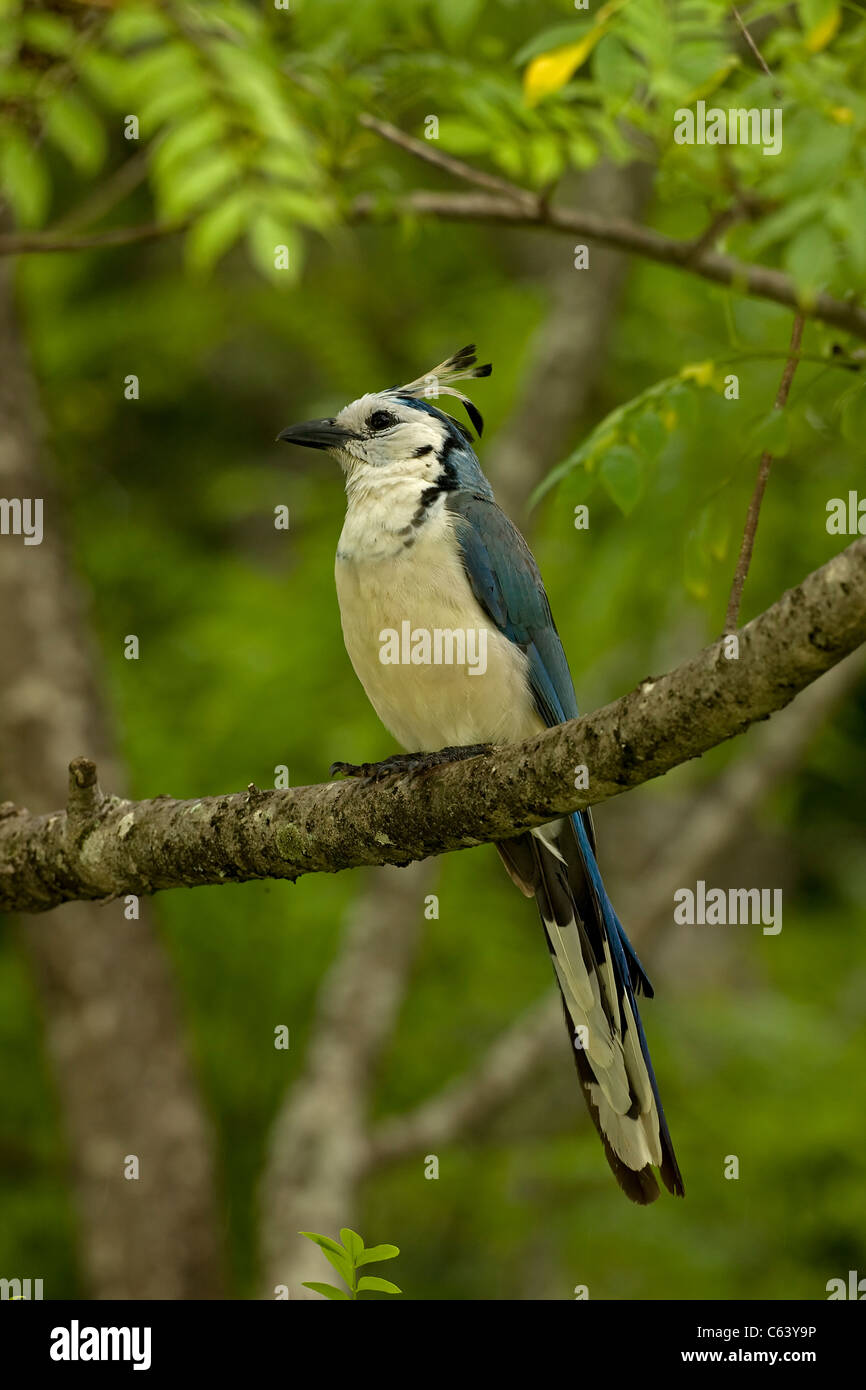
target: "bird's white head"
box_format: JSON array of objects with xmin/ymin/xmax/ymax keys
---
[{"xmin": 277, "ymin": 346, "xmax": 492, "ymax": 492}]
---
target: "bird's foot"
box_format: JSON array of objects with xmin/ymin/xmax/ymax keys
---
[{"xmin": 329, "ymin": 743, "xmax": 492, "ymax": 784}]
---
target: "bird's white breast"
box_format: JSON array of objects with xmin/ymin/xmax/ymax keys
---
[{"xmin": 335, "ymin": 491, "xmax": 543, "ymax": 752}]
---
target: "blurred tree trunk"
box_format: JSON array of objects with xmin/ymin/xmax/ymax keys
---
[
  {"xmin": 0, "ymin": 258, "xmax": 223, "ymax": 1298},
  {"xmin": 260, "ymin": 861, "xmax": 432, "ymax": 1298}
]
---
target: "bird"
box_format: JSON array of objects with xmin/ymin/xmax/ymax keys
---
[{"xmin": 278, "ymin": 346, "xmax": 684, "ymax": 1203}]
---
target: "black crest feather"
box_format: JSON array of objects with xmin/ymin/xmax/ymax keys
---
[{"xmin": 389, "ymin": 345, "xmax": 492, "ymax": 437}]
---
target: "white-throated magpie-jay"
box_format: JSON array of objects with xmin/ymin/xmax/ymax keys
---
[{"xmin": 278, "ymin": 347, "xmax": 683, "ymax": 1203}]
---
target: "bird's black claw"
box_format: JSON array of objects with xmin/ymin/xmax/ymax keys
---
[
  {"xmin": 329, "ymin": 759, "xmax": 376, "ymax": 781},
  {"xmin": 329, "ymin": 744, "xmax": 492, "ymax": 784}
]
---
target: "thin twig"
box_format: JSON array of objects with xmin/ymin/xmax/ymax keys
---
[
  {"xmin": 686, "ymin": 204, "xmax": 746, "ymax": 261},
  {"xmin": 55, "ymin": 148, "xmax": 154, "ymax": 233},
  {"xmin": 723, "ymin": 313, "xmax": 805, "ymax": 634},
  {"xmin": 731, "ymin": 6, "xmax": 774, "ymax": 80},
  {"xmin": 358, "ymin": 112, "xmax": 535, "ymax": 206},
  {"xmin": 0, "ymin": 223, "xmax": 182, "ymax": 255}
]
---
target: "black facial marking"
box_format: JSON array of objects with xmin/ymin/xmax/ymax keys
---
[
  {"xmin": 367, "ymin": 409, "xmax": 398, "ymax": 432},
  {"xmin": 412, "ymin": 448, "xmax": 460, "ymax": 524},
  {"xmin": 412, "ymin": 444, "xmax": 434, "ymax": 458}
]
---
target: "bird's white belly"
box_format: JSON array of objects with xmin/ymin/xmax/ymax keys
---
[{"xmin": 335, "ymin": 531, "xmax": 544, "ymax": 752}]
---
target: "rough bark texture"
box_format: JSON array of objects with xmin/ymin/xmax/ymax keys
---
[
  {"xmin": 0, "ymin": 261, "xmax": 223, "ymax": 1298},
  {"xmin": 2, "ymin": 537, "xmax": 864, "ymax": 914}
]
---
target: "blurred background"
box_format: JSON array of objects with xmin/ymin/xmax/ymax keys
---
[{"xmin": 1, "ymin": 0, "xmax": 865, "ymax": 1300}]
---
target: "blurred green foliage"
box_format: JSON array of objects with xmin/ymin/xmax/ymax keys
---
[{"xmin": 0, "ymin": 0, "xmax": 865, "ymax": 1300}]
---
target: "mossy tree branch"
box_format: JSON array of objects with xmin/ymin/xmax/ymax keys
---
[{"xmin": 1, "ymin": 539, "xmax": 864, "ymax": 916}]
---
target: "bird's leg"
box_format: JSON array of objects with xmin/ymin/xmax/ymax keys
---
[{"xmin": 330, "ymin": 743, "xmax": 493, "ymax": 784}]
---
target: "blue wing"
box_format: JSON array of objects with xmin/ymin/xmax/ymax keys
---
[{"xmin": 446, "ymin": 491, "xmax": 578, "ymax": 726}]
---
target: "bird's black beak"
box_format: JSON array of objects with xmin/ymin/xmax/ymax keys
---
[{"xmin": 276, "ymin": 418, "xmax": 359, "ymax": 451}]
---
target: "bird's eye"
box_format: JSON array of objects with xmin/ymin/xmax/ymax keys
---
[{"xmin": 368, "ymin": 410, "xmax": 397, "ymax": 432}]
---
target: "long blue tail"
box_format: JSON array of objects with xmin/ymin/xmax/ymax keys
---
[{"xmin": 497, "ymin": 812, "xmax": 683, "ymax": 1203}]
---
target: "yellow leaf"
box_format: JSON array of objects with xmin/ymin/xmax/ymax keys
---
[
  {"xmin": 524, "ymin": 37, "xmax": 600, "ymax": 105},
  {"xmin": 680, "ymin": 361, "xmax": 715, "ymax": 387},
  {"xmin": 522, "ymin": 1, "xmax": 628, "ymax": 105},
  {"xmin": 805, "ymin": 5, "xmax": 841, "ymax": 52}
]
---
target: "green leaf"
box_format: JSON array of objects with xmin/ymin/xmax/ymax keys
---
[
  {"xmin": 435, "ymin": 119, "xmax": 492, "ymax": 157},
  {"xmin": 492, "ymin": 141, "xmax": 525, "ymax": 180},
  {"xmin": 210, "ymin": 44, "xmax": 300, "ymax": 149},
  {"xmin": 128, "ymin": 44, "xmax": 199, "ymax": 103},
  {"xmin": 784, "ymin": 223, "xmax": 838, "ymax": 296},
  {"xmin": 746, "ymin": 192, "xmax": 827, "ymax": 258},
  {"xmin": 529, "ymin": 375, "xmax": 680, "ymax": 509},
  {"xmin": 42, "ymin": 92, "xmax": 107, "ymax": 176},
  {"xmin": 301, "ymin": 1282, "xmax": 350, "ymax": 1301},
  {"xmin": 599, "ymin": 445, "xmax": 645, "ymax": 514},
  {"xmin": 298, "ymin": 1231, "xmax": 353, "ymax": 1285},
  {"xmin": 798, "ymin": 0, "xmax": 834, "ymax": 24},
  {"xmin": 151, "ymin": 110, "xmax": 227, "ymax": 185},
  {"xmin": 209, "ymin": 0, "xmax": 262, "ymax": 41},
  {"xmin": 267, "ymin": 187, "xmax": 332, "ymax": 232},
  {"xmin": 21, "ymin": 12, "xmax": 76, "ymax": 56},
  {"xmin": 528, "ymin": 134, "xmax": 566, "ymax": 186},
  {"xmin": 798, "ymin": 0, "xmax": 841, "ymax": 50},
  {"xmin": 629, "ymin": 411, "xmax": 668, "ymax": 461},
  {"xmin": 157, "ymin": 150, "xmax": 239, "ymax": 222},
  {"xmin": 665, "ymin": 382, "xmax": 700, "ymax": 432},
  {"xmin": 339, "ymin": 1228, "xmax": 364, "ymax": 1261},
  {"xmin": 356, "ymin": 1276, "xmax": 402, "ymax": 1295},
  {"xmin": 185, "ymin": 193, "xmax": 250, "ymax": 274},
  {"xmin": 356, "ymin": 1244, "xmax": 400, "ymax": 1266},
  {"xmin": 78, "ymin": 50, "xmax": 135, "ymax": 109},
  {"xmin": 299, "ymin": 1230, "xmax": 345, "ymax": 1254},
  {"xmin": 106, "ymin": 7, "xmax": 171, "ymax": 44},
  {"xmin": 138, "ymin": 80, "xmax": 206, "ymax": 129},
  {"xmin": 771, "ymin": 123, "xmax": 851, "ymax": 199},
  {"xmin": 0, "ymin": 132, "xmax": 50, "ymax": 227},
  {"xmin": 593, "ymin": 33, "xmax": 642, "ymax": 96},
  {"xmin": 317, "ymin": 1245, "xmax": 354, "ymax": 1285},
  {"xmin": 246, "ymin": 216, "xmax": 301, "ymax": 283}
]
